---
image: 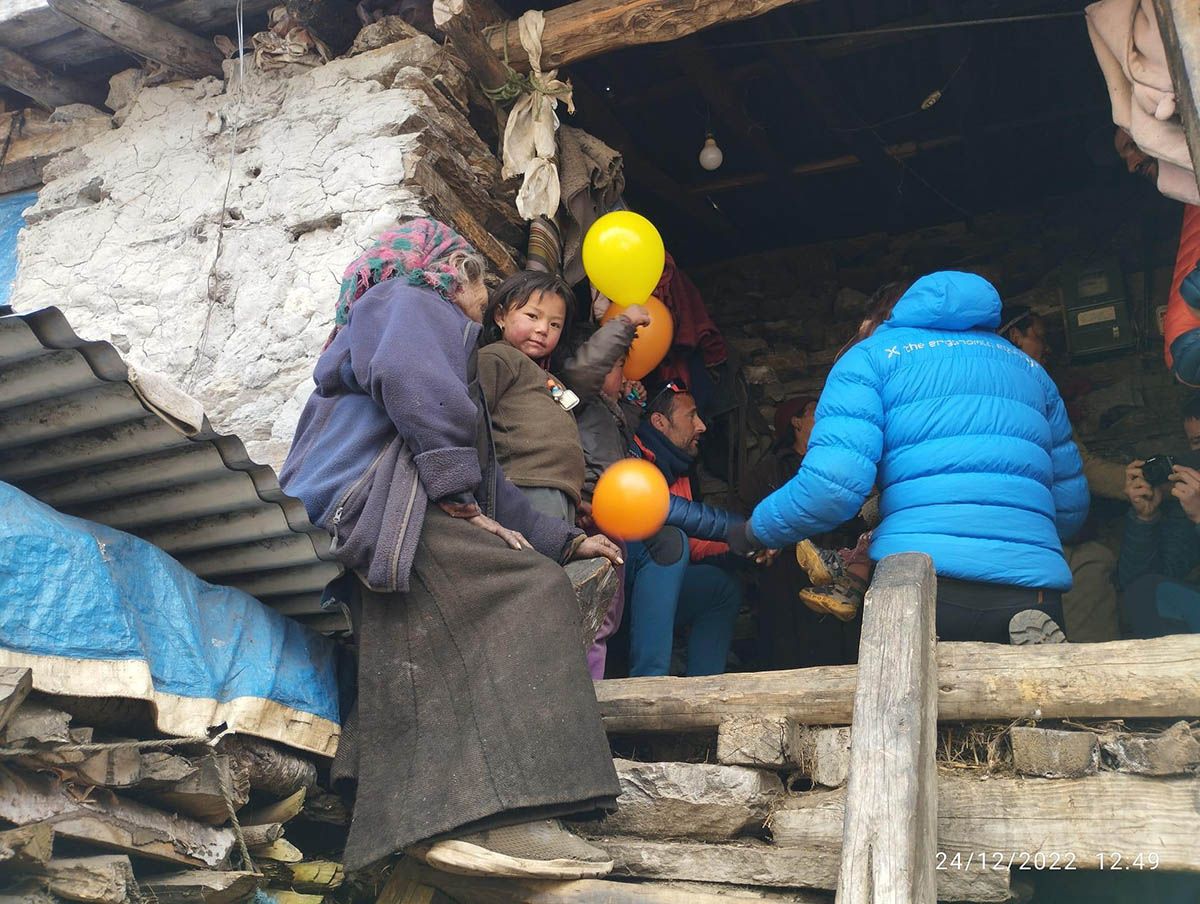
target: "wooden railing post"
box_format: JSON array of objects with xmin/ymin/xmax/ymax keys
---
[{"xmin": 836, "ymin": 553, "xmax": 937, "ymax": 904}]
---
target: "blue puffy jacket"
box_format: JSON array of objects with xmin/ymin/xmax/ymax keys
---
[{"xmin": 750, "ymin": 272, "xmax": 1088, "ymax": 591}]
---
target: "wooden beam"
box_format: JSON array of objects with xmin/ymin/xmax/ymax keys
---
[
  {"xmin": 762, "ymin": 18, "xmax": 904, "ymax": 207},
  {"xmin": 0, "ymin": 45, "xmax": 96, "ymax": 110},
  {"xmin": 673, "ymin": 35, "xmax": 805, "ymax": 204},
  {"xmin": 594, "ymin": 634, "xmax": 1200, "ymax": 733},
  {"xmin": 0, "ymin": 669, "xmax": 32, "ymax": 734},
  {"xmin": 0, "ymin": 823, "xmax": 54, "ymax": 874},
  {"xmin": 597, "ymin": 838, "xmax": 1011, "ymax": 903},
  {"xmin": 433, "ymin": 0, "xmax": 510, "ymax": 96},
  {"xmin": 773, "ymin": 774, "xmax": 1200, "ymax": 873},
  {"xmin": 837, "ymin": 554, "xmax": 937, "ymax": 904},
  {"xmin": 141, "ymin": 870, "xmax": 261, "ymax": 904},
  {"xmin": 45, "ymin": 0, "xmax": 224, "ymax": 78},
  {"xmin": 257, "ymin": 860, "xmax": 343, "ymax": 894},
  {"xmin": 44, "ymin": 856, "xmax": 137, "ymax": 904},
  {"xmin": 1153, "ymin": 0, "xmax": 1200, "ymax": 195},
  {"xmin": 0, "ymin": 767, "xmax": 234, "ymax": 868},
  {"xmin": 569, "ymin": 78, "xmax": 738, "ymax": 240},
  {"xmin": 486, "ymin": 0, "xmax": 816, "ymax": 73}
]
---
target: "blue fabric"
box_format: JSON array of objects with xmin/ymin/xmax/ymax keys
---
[
  {"xmin": 625, "ymin": 528, "xmax": 739, "ymax": 676},
  {"xmin": 638, "ymin": 423, "xmax": 737, "ymax": 541},
  {"xmin": 0, "ymin": 481, "xmax": 340, "ymax": 728},
  {"xmin": 0, "ymin": 192, "xmax": 36, "ymax": 308},
  {"xmin": 1170, "ymin": 328, "xmax": 1200, "ymax": 386},
  {"xmin": 751, "ymin": 272, "xmax": 1088, "ymax": 591}
]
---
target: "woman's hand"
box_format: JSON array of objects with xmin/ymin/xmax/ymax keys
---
[
  {"xmin": 467, "ymin": 513, "xmax": 533, "ymax": 551},
  {"xmin": 572, "ymin": 534, "xmax": 624, "ymax": 566}
]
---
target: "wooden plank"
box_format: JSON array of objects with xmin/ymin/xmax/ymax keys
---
[
  {"xmin": 0, "ymin": 45, "xmax": 95, "ymax": 109},
  {"xmin": 600, "ymin": 838, "xmax": 1010, "ymax": 903},
  {"xmin": 772, "ymin": 774, "xmax": 1200, "ymax": 873},
  {"xmin": 241, "ymin": 823, "xmax": 283, "ymax": 848},
  {"xmin": 43, "ymin": 856, "xmax": 135, "ymax": 904},
  {"xmin": 410, "ymin": 157, "xmax": 518, "ymax": 277},
  {"xmin": 140, "ymin": 870, "xmax": 261, "ymax": 904},
  {"xmin": 376, "ymin": 858, "xmax": 437, "ymax": 904},
  {"xmin": 3, "ymin": 702, "xmax": 71, "ymax": 744},
  {"xmin": 837, "ymin": 554, "xmax": 937, "ymax": 904},
  {"xmin": 432, "ymin": 0, "xmax": 510, "ymax": 95},
  {"xmin": 1153, "ymin": 0, "xmax": 1200, "ymax": 196},
  {"xmin": 153, "ymin": 755, "xmax": 249, "ymax": 825},
  {"xmin": 486, "ymin": 0, "xmax": 816, "ymax": 73},
  {"xmin": 579, "ymin": 759, "xmax": 783, "ymax": 841},
  {"xmin": 251, "ymin": 839, "xmax": 303, "ymax": 863},
  {"xmin": 0, "ymin": 823, "xmax": 54, "ymax": 874},
  {"xmin": 716, "ymin": 716, "xmax": 806, "ymax": 769},
  {"xmin": 257, "ymin": 861, "xmax": 343, "ymax": 894},
  {"xmin": 0, "ymin": 767, "xmax": 234, "ymax": 868},
  {"xmin": 0, "ymin": 107, "xmax": 110, "ymax": 195},
  {"xmin": 417, "ymin": 865, "xmax": 831, "ymax": 903},
  {"xmin": 45, "ymin": 0, "xmax": 224, "ymax": 78},
  {"xmin": 240, "ymin": 788, "xmax": 305, "ymax": 827},
  {"xmin": 594, "ymin": 634, "xmax": 1200, "ymax": 733},
  {"xmin": 0, "ymin": 670, "xmax": 33, "ymax": 733}
]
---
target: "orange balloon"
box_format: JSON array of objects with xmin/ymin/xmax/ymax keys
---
[
  {"xmin": 601, "ymin": 296, "xmax": 674, "ymax": 381},
  {"xmin": 591, "ymin": 458, "xmax": 670, "ymax": 541}
]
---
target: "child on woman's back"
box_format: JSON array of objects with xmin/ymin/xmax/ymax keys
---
[{"xmin": 479, "ymin": 271, "xmax": 650, "ymax": 525}]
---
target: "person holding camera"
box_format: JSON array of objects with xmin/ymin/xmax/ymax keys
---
[{"xmin": 1118, "ymin": 396, "xmax": 1200, "ymax": 637}]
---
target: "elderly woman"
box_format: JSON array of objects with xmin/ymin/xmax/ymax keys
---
[{"xmin": 281, "ymin": 219, "xmax": 622, "ymax": 878}]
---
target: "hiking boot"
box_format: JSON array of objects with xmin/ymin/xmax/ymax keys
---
[
  {"xmin": 414, "ymin": 819, "xmax": 613, "ymax": 879},
  {"xmin": 795, "ymin": 539, "xmax": 845, "ymax": 586},
  {"xmin": 799, "ymin": 574, "xmax": 864, "ymax": 622},
  {"xmin": 1008, "ymin": 609, "xmax": 1067, "ymax": 645}
]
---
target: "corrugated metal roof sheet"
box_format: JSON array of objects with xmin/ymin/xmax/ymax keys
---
[{"xmin": 0, "ymin": 307, "xmax": 346, "ymax": 632}]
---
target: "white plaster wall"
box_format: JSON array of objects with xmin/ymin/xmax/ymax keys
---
[{"xmin": 11, "ymin": 38, "xmax": 506, "ymax": 469}]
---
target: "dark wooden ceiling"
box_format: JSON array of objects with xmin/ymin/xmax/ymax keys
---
[{"xmin": 501, "ymin": 0, "xmax": 1119, "ymax": 264}]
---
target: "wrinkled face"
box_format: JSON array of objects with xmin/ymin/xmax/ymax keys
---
[
  {"xmin": 602, "ymin": 355, "xmax": 626, "ymax": 400},
  {"xmin": 1185, "ymin": 417, "xmax": 1200, "ymax": 451},
  {"xmin": 793, "ymin": 400, "xmax": 818, "ymax": 453},
  {"xmin": 1115, "ymin": 128, "xmax": 1159, "ymax": 182},
  {"xmin": 453, "ymin": 278, "xmax": 488, "ymax": 324},
  {"xmin": 1012, "ymin": 317, "xmax": 1049, "ymax": 366},
  {"xmin": 655, "ymin": 392, "xmax": 706, "ymax": 456},
  {"xmin": 496, "ymin": 290, "xmax": 567, "ymax": 359}
]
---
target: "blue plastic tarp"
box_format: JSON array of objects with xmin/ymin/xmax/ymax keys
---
[
  {"xmin": 0, "ymin": 481, "xmax": 341, "ymax": 756},
  {"xmin": 0, "ymin": 192, "xmax": 36, "ymax": 309}
]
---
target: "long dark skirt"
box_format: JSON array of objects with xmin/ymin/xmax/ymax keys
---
[{"xmin": 333, "ymin": 506, "xmax": 620, "ymax": 870}]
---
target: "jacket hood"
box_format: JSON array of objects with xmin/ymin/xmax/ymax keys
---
[{"xmin": 882, "ymin": 271, "xmax": 1001, "ymax": 333}]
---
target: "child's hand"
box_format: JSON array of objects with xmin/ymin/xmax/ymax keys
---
[
  {"xmin": 572, "ymin": 534, "xmax": 624, "ymax": 566},
  {"xmin": 621, "ymin": 380, "xmax": 646, "ymax": 404},
  {"xmin": 620, "ymin": 304, "xmax": 652, "ymax": 328},
  {"xmin": 576, "ymin": 500, "xmax": 595, "ymax": 530}
]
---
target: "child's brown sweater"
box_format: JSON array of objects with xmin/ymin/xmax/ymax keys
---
[{"xmin": 477, "ymin": 341, "xmax": 586, "ymax": 505}]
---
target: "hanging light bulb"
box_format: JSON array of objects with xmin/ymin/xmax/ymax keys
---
[{"xmin": 698, "ymin": 133, "xmax": 724, "ymax": 171}]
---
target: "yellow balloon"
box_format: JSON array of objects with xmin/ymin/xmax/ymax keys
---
[{"xmin": 582, "ymin": 211, "xmax": 665, "ymax": 307}]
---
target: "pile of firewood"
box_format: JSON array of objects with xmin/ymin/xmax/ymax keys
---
[{"xmin": 0, "ymin": 667, "xmax": 347, "ymax": 904}]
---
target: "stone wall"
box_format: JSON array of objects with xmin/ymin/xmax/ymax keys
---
[{"xmin": 10, "ymin": 34, "xmax": 520, "ymax": 469}]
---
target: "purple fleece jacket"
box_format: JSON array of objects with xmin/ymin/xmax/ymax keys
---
[{"xmin": 280, "ymin": 281, "xmax": 579, "ymax": 591}]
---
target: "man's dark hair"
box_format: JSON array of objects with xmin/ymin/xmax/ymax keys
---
[
  {"xmin": 481, "ymin": 270, "xmax": 576, "ymax": 347},
  {"xmin": 1184, "ymin": 393, "xmax": 1200, "ymax": 421},
  {"xmin": 999, "ymin": 304, "xmax": 1038, "ymax": 339},
  {"xmin": 647, "ymin": 380, "xmax": 688, "ymax": 419}
]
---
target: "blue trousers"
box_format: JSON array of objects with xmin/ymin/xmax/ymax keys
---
[
  {"xmin": 1121, "ymin": 573, "xmax": 1200, "ymax": 637},
  {"xmin": 625, "ymin": 526, "xmax": 741, "ymax": 677}
]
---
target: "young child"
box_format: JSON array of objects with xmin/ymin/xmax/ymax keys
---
[{"xmin": 479, "ymin": 271, "xmax": 650, "ymax": 525}]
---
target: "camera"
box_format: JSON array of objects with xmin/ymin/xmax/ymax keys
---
[{"xmin": 1141, "ymin": 452, "xmax": 1200, "ymax": 486}]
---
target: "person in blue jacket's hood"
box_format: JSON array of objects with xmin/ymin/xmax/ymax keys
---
[{"xmin": 736, "ymin": 272, "xmax": 1089, "ymax": 645}]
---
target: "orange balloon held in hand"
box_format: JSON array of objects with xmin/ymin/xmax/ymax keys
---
[
  {"xmin": 591, "ymin": 459, "xmax": 670, "ymax": 541},
  {"xmin": 601, "ymin": 296, "xmax": 675, "ymax": 381}
]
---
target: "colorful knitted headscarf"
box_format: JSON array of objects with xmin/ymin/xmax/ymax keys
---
[{"xmin": 325, "ymin": 218, "xmax": 475, "ymax": 348}]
